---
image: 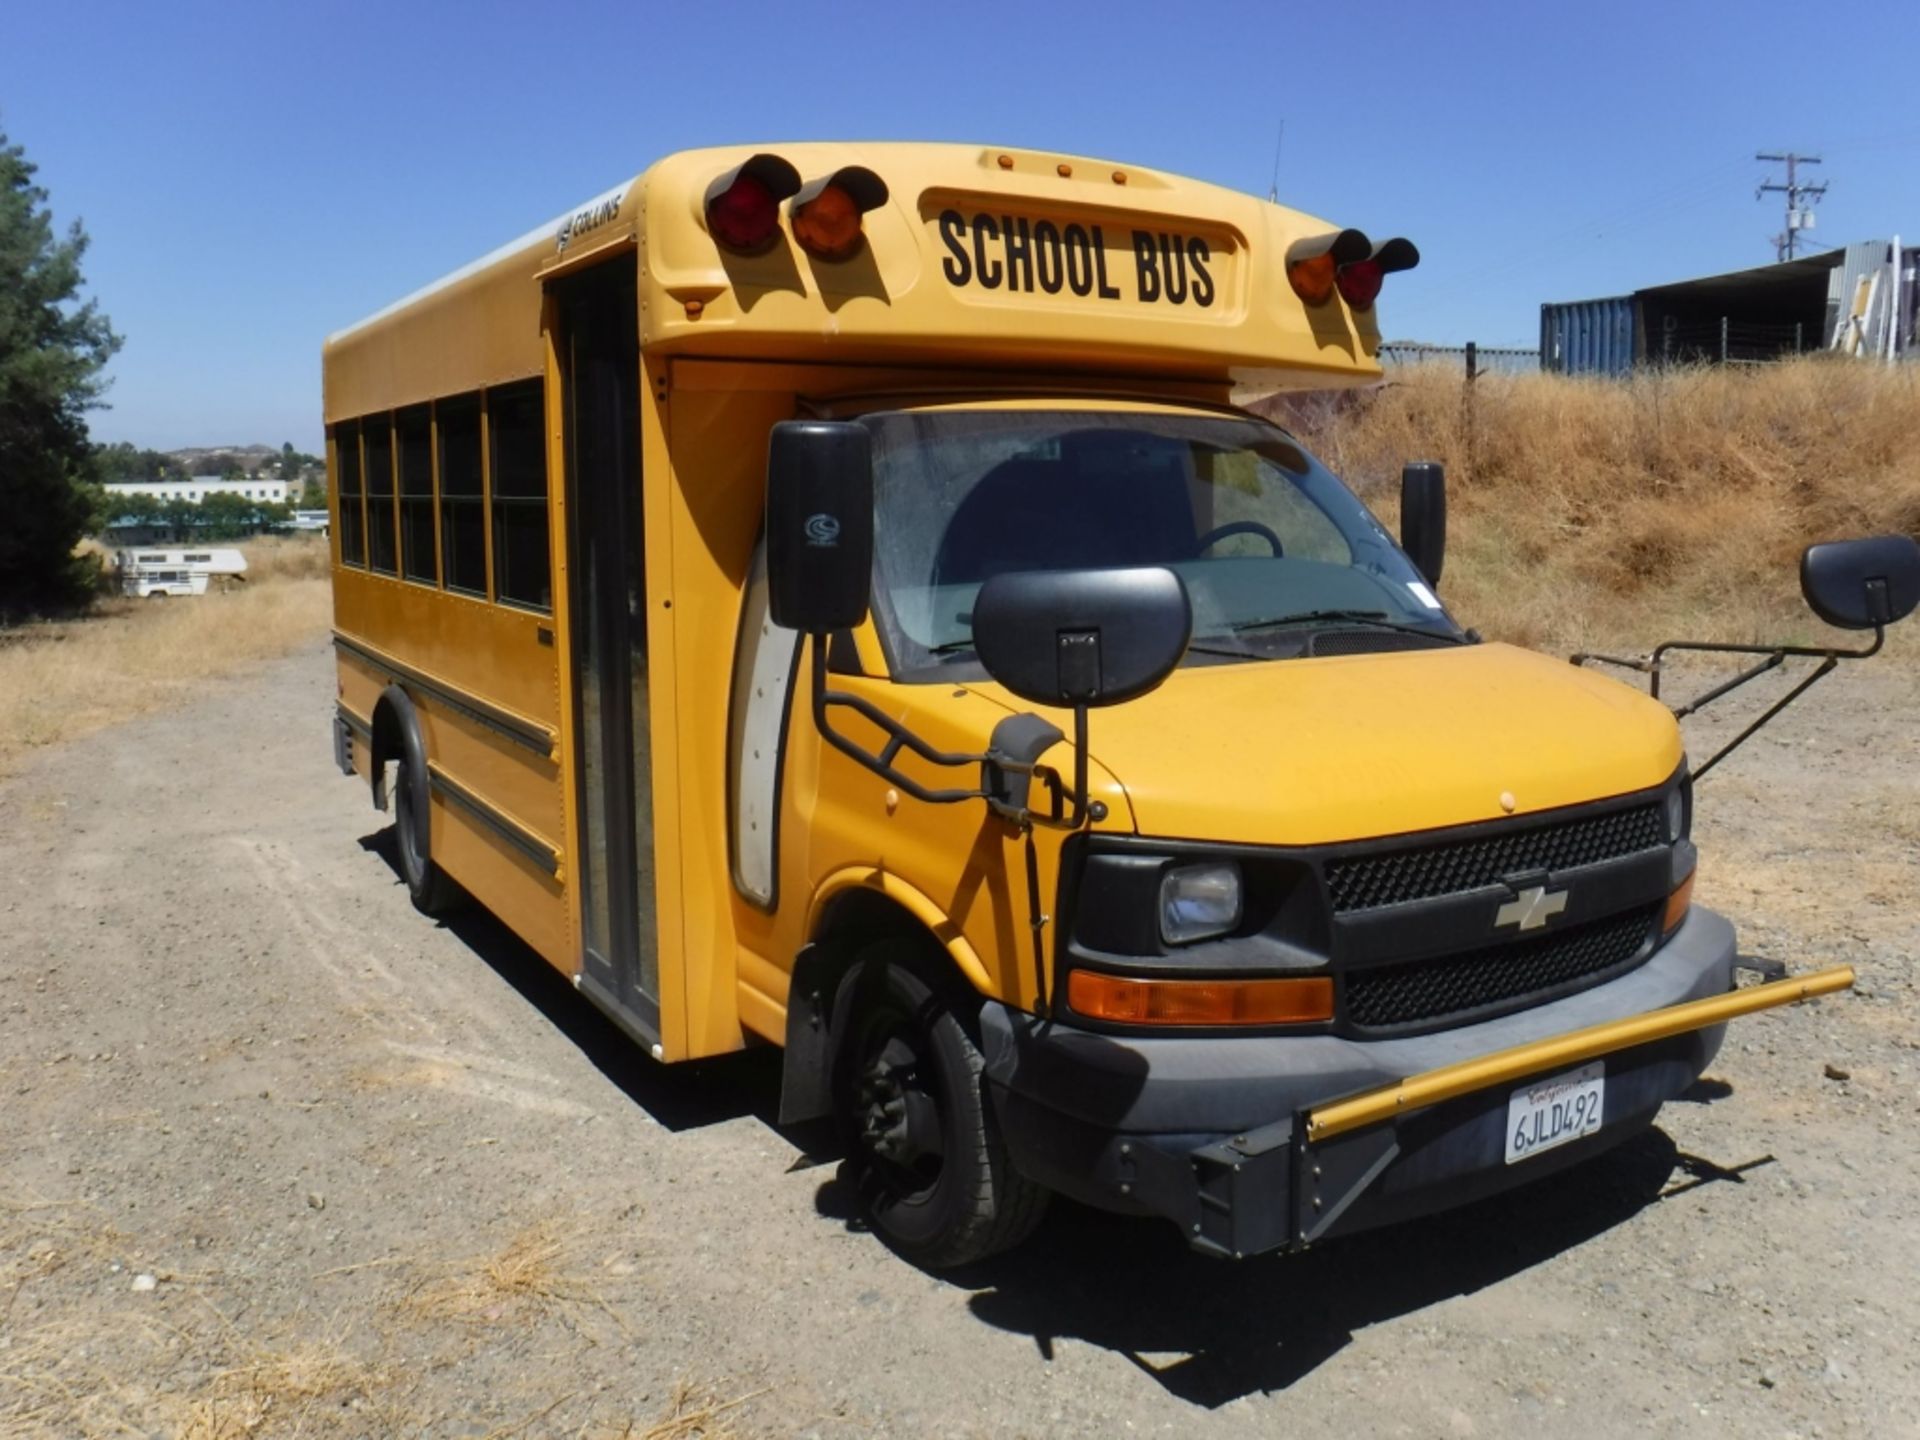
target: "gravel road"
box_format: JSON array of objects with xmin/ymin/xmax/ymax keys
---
[{"xmin": 2, "ymin": 635, "xmax": 1915, "ymax": 1438}]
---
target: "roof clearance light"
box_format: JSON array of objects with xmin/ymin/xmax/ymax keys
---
[
  {"xmin": 1336, "ymin": 237, "xmax": 1420, "ymax": 312},
  {"xmin": 704, "ymin": 153, "xmax": 802, "ymax": 254},
  {"xmin": 790, "ymin": 166, "xmax": 890, "ymax": 261},
  {"xmin": 1286, "ymin": 228, "xmax": 1373, "ymax": 307}
]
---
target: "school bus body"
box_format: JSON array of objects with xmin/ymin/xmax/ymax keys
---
[
  {"xmin": 325, "ymin": 144, "xmax": 1399, "ymax": 1054},
  {"xmin": 323, "ymin": 142, "xmax": 1831, "ymax": 1263}
]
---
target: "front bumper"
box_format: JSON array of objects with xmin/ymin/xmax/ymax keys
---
[{"xmin": 981, "ymin": 907, "xmax": 1773, "ymax": 1258}]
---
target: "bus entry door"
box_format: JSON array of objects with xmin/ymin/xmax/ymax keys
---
[{"xmin": 554, "ymin": 260, "xmax": 659, "ymax": 1034}]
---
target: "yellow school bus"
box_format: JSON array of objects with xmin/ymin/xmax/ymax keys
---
[{"xmin": 325, "ymin": 143, "xmax": 1915, "ymax": 1266}]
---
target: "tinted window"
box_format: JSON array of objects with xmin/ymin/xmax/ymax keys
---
[
  {"xmin": 489, "ymin": 381, "xmax": 550, "ymax": 611},
  {"xmin": 333, "ymin": 420, "xmax": 365, "ymax": 566},
  {"xmin": 437, "ymin": 393, "xmax": 486, "ymax": 597},
  {"xmin": 363, "ymin": 413, "xmax": 397, "ymax": 575},
  {"xmin": 397, "ymin": 404, "xmax": 436, "ymax": 584}
]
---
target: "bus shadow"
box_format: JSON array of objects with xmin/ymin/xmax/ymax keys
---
[
  {"xmin": 818, "ymin": 1129, "xmax": 1772, "ymax": 1408},
  {"xmin": 357, "ymin": 830, "xmax": 785, "ymax": 1134}
]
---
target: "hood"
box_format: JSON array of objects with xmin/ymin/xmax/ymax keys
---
[{"xmin": 963, "ymin": 642, "xmax": 1682, "ymax": 846}]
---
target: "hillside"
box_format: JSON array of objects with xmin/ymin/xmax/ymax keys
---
[{"xmin": 1262, "ymin": 358, "xmax": 1920, "ymax": 653}]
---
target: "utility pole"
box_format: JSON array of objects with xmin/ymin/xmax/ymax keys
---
[{"xmin": 1756, "ymin": 152, "xmax": 1827, "ymax": 261}]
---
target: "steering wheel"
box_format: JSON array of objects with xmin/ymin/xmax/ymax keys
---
[{"xmin": 1192, "ymin": 520, "xmax": 1284, "ymax": 557}]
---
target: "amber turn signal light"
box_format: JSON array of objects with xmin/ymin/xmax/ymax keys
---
[
  {"xmin": 1067, "ymin": 970, "xmax": 1334, "ymax": 1027},
  {"xmin": 1663, "ymin": 870, "xmax": 1695, "ymax": 934},
  {"xmin": 791, "ymin": 166, "xmax": 889, "ymax": 261}
]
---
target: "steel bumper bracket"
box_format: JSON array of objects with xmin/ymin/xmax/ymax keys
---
[
  {"xmin": 1189, "ymin": 1119, "xmax": 1296, "ymax": 1259},
  {"xmin": 1295, "ymin": 1122, "xmax": 1400, "ymax": 1246}
]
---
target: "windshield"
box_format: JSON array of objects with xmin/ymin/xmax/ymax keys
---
[{"xmin": 865, "ymin": 408, "xmax": 1461, "ymax": 679}]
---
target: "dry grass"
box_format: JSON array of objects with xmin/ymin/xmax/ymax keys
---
[
  {"xmin": 238, "ymin": 535, "xmax": 331, "ymax": 585},
  {"xmin": 2, "ymin": 1196, "xmax": 754, "ymax": 1438},
  {"xmin": 0, "ymin": 537, "xmax": 329, "ymax": 778},
  {"xmin": 398, "ymin": 1219, "xmax": 631, "ymax": 1336},
  {"xmin": 1264, "ymin": 359, "xmax": 1920, "ymax": 654},
  {"xmin": 624, "ymin": 1379, "xmax": 757, "ymax": 1440}
]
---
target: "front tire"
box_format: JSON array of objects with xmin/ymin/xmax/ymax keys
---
[{"xmin": 832, "ymin": 944, "xmax": 1047, "ymax": 1268}]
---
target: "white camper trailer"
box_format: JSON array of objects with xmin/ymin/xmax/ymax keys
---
[{"xmin": 117, "ymin": 548, "xmax": 249, "ymax": 598}]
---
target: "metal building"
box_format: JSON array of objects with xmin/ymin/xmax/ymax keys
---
[{"xmin": 1541, "ymin": 240, "xmax": 1915, "ymax": 375}]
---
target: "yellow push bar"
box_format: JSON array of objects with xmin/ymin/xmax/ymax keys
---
[{"xmin": 1306, "ymin": 965, "xmax": 1854, "ymax": 1142}]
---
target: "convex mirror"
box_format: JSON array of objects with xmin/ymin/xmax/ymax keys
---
[
  {"xmin": 1799, "ymin": 535, "xmax": 1920, "ymax": 630},
  {"xmin": 973, "ymin": 567, "xmax": 1192, "ymax": 708}
]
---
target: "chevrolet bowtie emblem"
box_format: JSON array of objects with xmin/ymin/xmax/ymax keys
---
[{"xmin": 1495, "ymin": 885, "xmax": 1568, "ymax": 932}]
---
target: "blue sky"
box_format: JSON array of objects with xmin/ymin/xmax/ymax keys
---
[{"xmin": 5, "ymin": 0, "xmax": 1917, "ymax": 450}]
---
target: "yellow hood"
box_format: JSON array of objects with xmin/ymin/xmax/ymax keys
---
[{"xmin": 966, "ymin": 642, "xmax": 1681, "ymax": 846}]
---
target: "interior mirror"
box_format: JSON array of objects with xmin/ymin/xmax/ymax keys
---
[
  {"xmin": 1800, "ymin": 534, "xmax": 1920, "ymax": 630},
  {"xmin": 766, "ymin": 420, "xmax": 873, "ymax": 633},
  {"xmin": 1400, "ymin": 461, "xmax": 1446, "ymax": 587},
  {"xmin": 973, "ymin": 567, "xmax": 1191, "ymax": 709}
]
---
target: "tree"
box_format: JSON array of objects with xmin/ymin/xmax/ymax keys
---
[
  {"xmin": 105, "ymin": 490, "xmax": 160, "ymax": 526},
  {"xmin": 94, "ymin": 442, "xmax": 179, "ymax": 482},
  {"xmin": 0, "ymin": 126, "xmax": 122, "ymax": 616},
  {"xmin": 298, "ymin": 479, "xmax": 326, "ymax": 509}
]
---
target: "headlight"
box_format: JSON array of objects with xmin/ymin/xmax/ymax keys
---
[{"xmin": 1159, "ymin": 862, "xmax": 1243, "ymax": 945}]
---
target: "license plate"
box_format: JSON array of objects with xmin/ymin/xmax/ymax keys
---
[{"xmin": 1504, "ymin": 1062, "xmax": 1605, "ymax": 1164}]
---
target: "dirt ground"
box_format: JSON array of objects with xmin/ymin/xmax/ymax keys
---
[{"xmin": 2, "ymin": 635, "xmax": 1916, "ymax": 1438}]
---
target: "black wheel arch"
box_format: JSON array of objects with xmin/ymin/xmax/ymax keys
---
[
  {"xmin": 369, "ymin": 683, "xmax": 430, "ymax": 826},
  {"xmin": 778, "ymin": 888, "xmax": 984, "ymax": 1126}
]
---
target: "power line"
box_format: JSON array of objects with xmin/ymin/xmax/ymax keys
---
[{"xmin": 1756, "ymin": 152, "xmax": 1827, "ymax": 261}]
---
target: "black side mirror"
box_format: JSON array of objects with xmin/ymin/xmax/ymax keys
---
[
  {"xmin": 766, "ymin": 420, "xmax": 873, "ymax": 633},
  {"xmin": 972, "ymin": 567, "xmax": 1192, "ymax": 708},
  {"xmin": 1800, "ymin": 535, "xmax": 1920, "ymax": 630},
  {"xmin": 1400, "ymin": 461, "xmax": 1446, "ymax": 587}
]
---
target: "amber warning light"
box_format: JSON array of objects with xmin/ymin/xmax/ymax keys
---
[
  {"xmin": 1286, "ymin": 229, "xmax": 1419, "ymax": 311},
  {"xmin": 791, "ymin": 166, "xmax": 889, "ymax": 261}
]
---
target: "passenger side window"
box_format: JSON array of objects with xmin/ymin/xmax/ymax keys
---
[
  {"xmin": 436, "ymin": 393, "xmax": 486, "ymax": 597},
  {"xmin": 397, "ymin": 405, "xmax": 437, "ymax": 584},
  {"xmin": 489, "ymin": 381, "xmax": 551, "ymax": 611},
  {"xmin": 364, "ymin": 412, "xmax": 398, "ymax": 575},
  {"xmin": 334, "ymin": 420, "xmax": 365, "ymax": 567}
]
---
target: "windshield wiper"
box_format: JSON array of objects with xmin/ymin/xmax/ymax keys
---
[
  {"xmin": 1229, "ymin": 609, "xmax": 1466, "ymax": 643},
  {"xmin": 929, "ymin": 638, "xmax": 1256, "ymax": 663}
]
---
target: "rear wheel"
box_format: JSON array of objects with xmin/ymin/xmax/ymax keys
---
[
  {"xmin": 832, "ymin": 943, "xmax": 1047, "ymax": 1268},
  {"xmin": 394, "ymin": 755, "xmax": 461, "ymax": 916}
]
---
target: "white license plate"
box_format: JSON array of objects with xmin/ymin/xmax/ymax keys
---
[{"xmin": 1504, "ymin": 1062, "xmax": 1605, "ymax": 1164}]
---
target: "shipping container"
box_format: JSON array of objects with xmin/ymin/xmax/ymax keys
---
[{"xmin": 1539, "ymin": 296, "xmax": 1637, "ymax": 376}]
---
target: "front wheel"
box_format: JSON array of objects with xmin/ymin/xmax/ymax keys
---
[{"xmin": 832, "ymin": 944, "xmax": 1047, "ymax": 1268}]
